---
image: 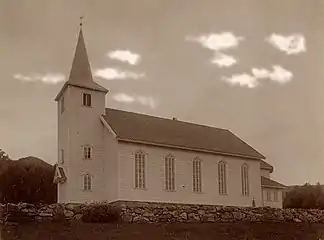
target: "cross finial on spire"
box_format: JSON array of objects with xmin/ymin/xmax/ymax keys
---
[{"xmin": 80, "ymin": 16, "xmax": 84, "ymax": 27}]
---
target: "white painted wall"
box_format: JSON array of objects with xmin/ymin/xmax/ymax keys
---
[
  {"xmin": 117, "ymin": 142, "xmax": 262, "ymax": 207},
  {"xmin": 262, "ymin": 187, "xmax": 283, "ymax": 208},
  {"xmin": 57, "ymin": 85, "xmax": 110, "ymax": 203}
]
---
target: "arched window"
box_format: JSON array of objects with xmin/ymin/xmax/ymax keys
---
[
  {"xmin": 165, "ymin": 154, "xmax": 175, "ymax": 191},
  {"xmin": 135, "ymin": 151, "xmax": 146, "ymax": 189},
  {"xmin": 83, "ymin": 173, "xmax": 92, "ymax": 191},
  {"xmin": 218, "ymin": 161, "xmax": 227, "ymax": 194},
  {"xmin": 193, "ymin": 158, "xmax": 202, "ymax": 193},
  {"xmin": 241, "ymin": 164, "xmax": 249, "ymax": 196}
]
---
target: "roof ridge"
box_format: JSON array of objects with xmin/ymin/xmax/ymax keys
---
[{"xmin": 105, "ymin": 107, "xmax": 229, "ymax": 132}]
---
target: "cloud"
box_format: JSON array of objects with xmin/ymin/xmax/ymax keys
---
[
  {"xmin": 107, "ymin": 50, "xmax": 141, "ymax": 65},
  {"xmin": 252, "ymin": 65, "xmax": 293, "ymax": 84},
  {"xmin": 222, "ymin": 65, "xmax": 293, "ymax": 89},
  {"xmin": 211, "ymin": 52, "xmax": 237, "ymax": 67},
  {"xmin": 94, "ymin": 68, "xmax": 145, "ymax": 80},
  {"xmin": 13, "ymin": 73, "xmax": 65, "ymax": 84},
  {"xmin": 266, "ymin": 33, "xmax": 306, "ymax": 55},
  {"xmin": 268, "ymin": 65, "xmax": 293, "ymax": 84},
  {"xmin": 222, "ymin": 73, "xmax": 258, "ymax": 89},
  {"xmin": 186, "ymin": 32, "xmax": 245, "ymax": 51},
  {"xmin": 113, "ymin": 93, "xmax": 157, "ymax": 108},
  {"xmin": 251, "ymin": 68, "xmax": 270, "ymax": 79}
]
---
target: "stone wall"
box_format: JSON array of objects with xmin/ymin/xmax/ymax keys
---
[{"xmin": 2, "ymin": 201, "xmax": 324, "ymax": 224}]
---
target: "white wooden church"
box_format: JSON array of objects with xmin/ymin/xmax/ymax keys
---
[{"xmin": 54, "ymin": 26, "xmax": 285, "ymax": 208}]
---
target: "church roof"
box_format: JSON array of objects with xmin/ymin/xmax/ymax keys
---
[
  {"xmin": 260, "ymin": 160, "xmax": 274, "ymax": 172},
  {"xmin": 55, "ymin": 27, "xmax": 108, "ymax": 101},
  {"xmin": 261, "ymin": 176, "xmax": 286, "ymax": 189},
  {"xmin": 103, "ymin": 108, "xmax": 265, "ymax": 160}
]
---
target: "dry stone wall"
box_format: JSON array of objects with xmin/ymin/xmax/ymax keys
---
[{"xmin": 1, "ymin": 201, "xmax": 324, "ymax": 224}]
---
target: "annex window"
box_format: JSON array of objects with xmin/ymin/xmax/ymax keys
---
[
  {"xmin": 83, "ymin": 173, "xmax": 92, "ymax": 191},
  {"xmin": 193, "ymin": 158, "xmax": 202, "ymax": 193},
  {"xmin": 82, "ymin": 93, "xmax": 92, "ymax": 107},
  {"xmin": 241, "ymin": 164, "xmax": 249, "ymax": 196},
  {"xmin": 60, "ymin": 149, "xmax": 64, "ymax": 164},
  {"xmin": 274, "ymin": 191, "xmax": 278, "ymax": 202},
  {"xmin": 60, "ymin": 96, "xmax": 65, "ymax": 114},
  {"xmin": 83, "ymin": 146, "xmax": 92, "ymax": 160},
  {"xmin": 218, "ymin": 161, "xmax": 227, "ymax": 195},
  {"xmin": 266, "ymin": 190, "xmax": 271, "ymax": 201},
  {"xmin": 165, "ymin": 154, "xmax": 175, "ymax": 191},
  {"xmin": 135, "ymin": 151, "xmax": 146, "ymax": 189}
]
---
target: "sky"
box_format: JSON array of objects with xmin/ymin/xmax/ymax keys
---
[{"xmin": 0, "ymin": 0, "xmax": 324, "ymax": 186}]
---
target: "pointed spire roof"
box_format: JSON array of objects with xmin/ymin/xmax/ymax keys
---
[
  {"xmin": 68, "ymin": 28, "xmax": 93, "ymax": 84},
  {"xmin": 55, "ymin": 25, "xmax": 108, "ymax": 101}
]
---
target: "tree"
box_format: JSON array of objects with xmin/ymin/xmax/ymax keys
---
[
  {"xmin": 284, "ymin": 183, "xmax": 324, "ymax": 209},
  {"xmin": 0, "ymin": 157, "xmax": 57, "ymax": 204},
  {"xmin": 0, "ymin": 149, "xmax": 10, "ymax": 161}
]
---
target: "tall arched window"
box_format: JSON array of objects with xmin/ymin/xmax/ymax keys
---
[
  {"xmin": 83, "ymin": 173, "xmax": 92, "ymax": 191},
  {"xmin": 193, "ymin": 158, "xmax": 202, "ymax": 193},
  {"xmin": 218, "ymin": 161, "xmax": 227, "ymax": 194},
  {"xmin": 241, "ymin": 164, "xmax": 249, "ymax": 196},
  {"xmin": 135, "ymin": 151, "xmax": 146, "ymax": 189},
  {"xmin": 165, "ymin": 154, "xmax": 175, "ymax": 191}
]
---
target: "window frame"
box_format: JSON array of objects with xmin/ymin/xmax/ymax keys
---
[
  {"xmin": 82, "ymin": 93, "xmax": 92, "ymax": 107},
  {"xmin": 241, "ymin": 164, "xmax": 250, "ymax": 196},
  {"xmin": 218, "ymin": 160, "xmax": 227, "ymax": 195},
  {"xmin": 266, "ymin": 190, "xmax": 271, "ymax": 201},
  {"xmin": 134, "ymin": 150, "xmax": 146, "ymax": 189},
  {"xmin": 274, "ymin": 190, "xmax": 278, "ymax": 202},
  {"xmin": 83, "ymin": 173, "xmax": 92, "ymax": 191},
  {"xmin": 192, "ymin": 158, "xmax": 202, "ymax": 193},
  {"xmin": 83, "ymin": 145, "xmax": 92, "ymax": 160},
  {"xmin": 164, "ymin": 154, "xmax": 175, "ymax": 192}
]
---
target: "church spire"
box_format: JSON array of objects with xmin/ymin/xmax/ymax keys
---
[
  {"xmin": 68, "ymin": 19, "xmax": 93, "ymax": 84},
  {"xmin": 54, "ymin": 19, "xmax": 108, "ymax": 101}
]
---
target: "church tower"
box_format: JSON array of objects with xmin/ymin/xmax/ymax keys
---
[{"xmin": 54, "ymin": 23, "xmax": 108, "ymax": 203}]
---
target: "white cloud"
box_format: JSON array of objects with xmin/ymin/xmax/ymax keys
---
[
  {"xmin": 186, "ymin": 32, "xmax": 245, "ymax": 51},
  {"xmin": 211, "ymin": 52, "xmax": 237, "ymax": 67},
  {"xmin": 251, "ymin": 65, "xmax": 293, "ymax": 84},
  {"xmin": 113, "ymin": 93, "xmax": 157, "ymax": 109},
  {"xmin": 266, "ymin": 33, "xmax": 306, "ymax": 55},
  {"xmin": 222, "ymin": 73, "xmax": 258, "ymax": 89},
  {"xmin": 107, "ymin": 50, "xmax": 141, "ymax": 65},
  {"xmin": 13, "ymin": 73, "xmax": 65, "ymax": 84},
  {"xmin": 251, "ymin": 68, "xmax": 270, "ymax": 79},
  {"xmin": 94, "ymin": 68, "xmax": 145, "ymax": 80},
  {"xmin": 268, "ymin": 65, "xmax": 293, "ymax": 84}
]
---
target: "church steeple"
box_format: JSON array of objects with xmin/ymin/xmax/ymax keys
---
[
  {"xmin": 55, "ymin": 21, "xmax": 108, "ymax": 101},
  {"xmin": 68, "ymin": 26, "xmax": 93, "ymax": 84}
]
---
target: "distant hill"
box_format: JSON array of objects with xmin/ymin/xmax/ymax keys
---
[{"xmin": 15, "ymin": 156, "xmax": 54, "ymax": 169}]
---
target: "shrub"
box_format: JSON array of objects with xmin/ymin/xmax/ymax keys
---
[{"xmin": 81, "ymin": 204, "xmax": 121, "ymax": 223}]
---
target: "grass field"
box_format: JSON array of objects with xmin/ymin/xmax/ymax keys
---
[{"xmin": 2, "ymin": 222, "xmax": 324, "ymax": 240}]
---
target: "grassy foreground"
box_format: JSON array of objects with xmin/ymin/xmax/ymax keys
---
[{"xmin": 2, "ymin": 222, "xmax": 324, "ymax": 240}]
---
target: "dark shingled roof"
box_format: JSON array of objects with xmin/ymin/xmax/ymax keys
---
[
  {"xmin": 103, "ymin": 108, "xmax": 265, "ymax": 160},
  {"xmin": 261, "ymin": 176, "xmax": 286, "ymax": 189}
]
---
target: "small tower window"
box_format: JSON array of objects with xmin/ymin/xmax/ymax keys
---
[
  {"xmin": 82, "ymin": 93, "xmax": 91, "ymax": 107},
  {"xmin": 83, "ymin": 173, "xmax": 92, "ymax": 191},
  {"xmin": 83, "ymin": 146, "xmax": 92, "ymax": 160}
]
